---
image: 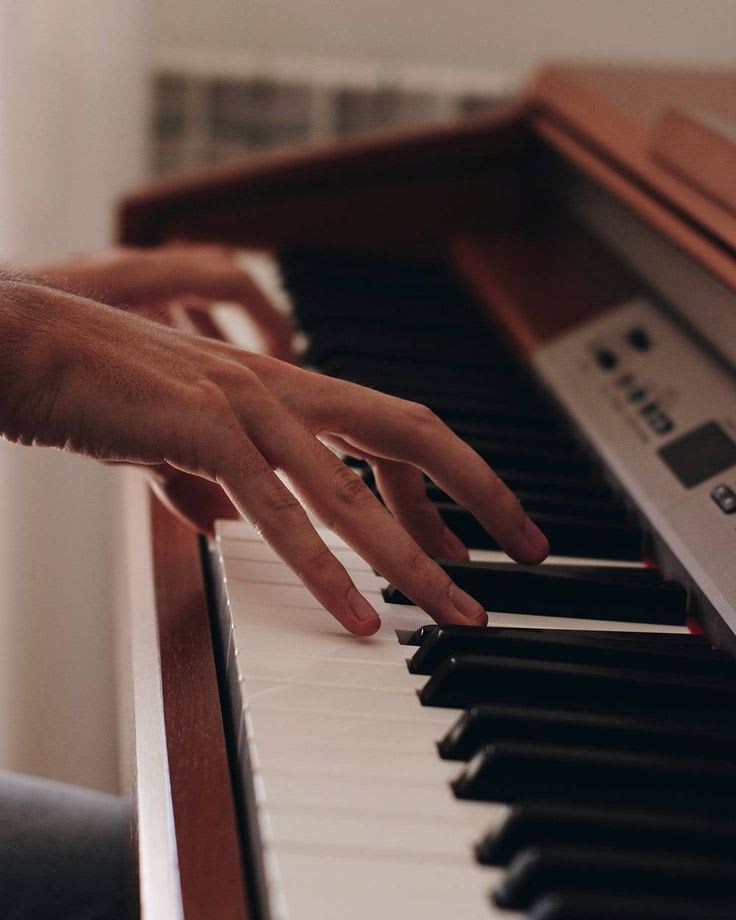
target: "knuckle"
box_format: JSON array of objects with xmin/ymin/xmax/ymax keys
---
[
  {"xmin": 331, "ymin": 464, "xmax": 374, "ymax": 510},
  {"xmin": 298, "ymin": 542, "xmax": 341, "ymax": 581},
  {"xmin": 404, "ymin": 400, "xmax": 440, "ymax": 431},
  {"xmin": 258, "ymin": 483, "xmax": 302, "ymax": 519},
  {"xmin": 191, "ymin": 377, "xmax": 234, "ymax": 422},
  {"xmin": 210, "ymin": 359, "xmax": 261, "ymax": 396}
]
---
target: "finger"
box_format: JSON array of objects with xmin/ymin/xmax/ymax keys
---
[
  {"xmin": 148, "ymin": 464, "xmax": 240, "ymax": 536},
  {"xmin": 372, "ymin": 459, "xmax": 469, "ymax": 561},
  {"xmin": 318, "ymin": 389, "xmax": 549, "ymax": 564},
  {"xmin": 205, "ymin": 423, "xmax": 380, "ymax": 637},
  {"xmin": 315, "ymin": 434, "xmax": 463, "ymax": 557},
  {"xmin": 241, "ymin": 407, "xmax": 487, "ymax": 627},
  {"xmin": 168, "ymin": 299, "xmax": 227, "ymax": 340},
  {"xmin": 190, "ymin": 269, "xmax": 296, "ymax": 362}
]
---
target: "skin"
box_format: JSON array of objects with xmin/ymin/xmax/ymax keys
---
[{"xmin": 0, "ymin": 246, "xmax": 549, "ymax": 637}]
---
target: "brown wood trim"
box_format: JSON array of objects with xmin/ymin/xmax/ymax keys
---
[
  {"xmin": 533, "ymin": 115, "xmax": 736, "ymax": 296},
  {"xmin": 118, "ymin": 101, "xmax": 532, "ymax": 248},
  {"xmin": 453, "ymin": 220, "xmax": 635, "ymax": 355},
  {"xmin": 150, "ymin": 496, "xmax": 248, "ymax": 920},
  {"xmin": 530, "ymin": 64, "xmax": 736, "ymax": 255},
  {"xmin": 652, "ymin": 109, "xmax": 736, "ymax": 218}
]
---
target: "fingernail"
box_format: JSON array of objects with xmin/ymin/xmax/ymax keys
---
[
  {"xmin": 450, "ymin": 584, "xmax": 487, "ymax": 624},
  {"xmin": 524, "ymin": 517, "xmax": 549, "ymax": 557},
  {"xmin": 441, "ymin": 526, "xmax": 470, "ymax": 560},
  {"xmin": 348, "ymin": 587, "xmax": 380, "ymax": 623}
]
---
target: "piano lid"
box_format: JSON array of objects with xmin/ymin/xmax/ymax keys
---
[{"xmin": 532, "ymin": 63, "xmax": 736, "ymax": 254}]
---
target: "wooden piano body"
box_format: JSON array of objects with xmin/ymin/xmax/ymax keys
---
[{"xmin": 115, "ymin": 63, "xmax": 736, "ymax": 918}]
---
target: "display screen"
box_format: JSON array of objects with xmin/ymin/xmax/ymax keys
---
[{"xmin": 658, "ymin": 421, "xmax": 736, "ymax": 488}]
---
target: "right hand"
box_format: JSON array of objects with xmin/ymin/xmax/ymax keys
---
[{"xmin": 0, "ymin": 277, "xmax": 548, "ymax": 637}]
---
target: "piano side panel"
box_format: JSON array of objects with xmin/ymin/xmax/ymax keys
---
[
  {"xmin": 149, "ymin": 496, "xmax": 249, "ymax": 920},
  {"xmin": 118, "ymin": 468, "xmax": 248, "ymax": 920}
]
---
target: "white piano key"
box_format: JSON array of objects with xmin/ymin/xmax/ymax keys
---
[
  {"xmin": 218, "ymin": 535, "xmax": 367, "ymax": 570},
  {"xmin": 265, "ymin": 806, "xmax": 479, "ymax": 860},
  {"xmin": 274, "ymin": 850, "xmax": 510, "ymax": 920},
  {"xmin": 225, "ymin": 625, "xmax": 406, "ymax": 660},
  {"xmin": 487, "ymin": 610, "xmax": 690, "ymax": 633},
  {"xmin": 253, "ymin": 735, "xmax": 460, "ymax": 787},
  {"xmin": 258, "ymin": 769, "xmax": 506, "ymax": 830},
  {"xmin": 469, "ymin": 547, "xmax": 646, "ymax": 568},
  {"xmin": 244, "ymin": 680, "xmax": 436, "ymax": 721},
  {"xmin": 228, "ymin": 598, "xmax": 431, "ymax": 638},
  {"xmin": 244, "ymin": 707, "xmax": 454, "ymax": 755},
  {"xmin": 236, "ymin": 655, "xmax": 426, "ymax": 692},
  {"xmin": 224, "ymin": 556, "xmax": 380, "ymax": 591}
]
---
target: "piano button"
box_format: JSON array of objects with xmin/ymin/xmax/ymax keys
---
[
  {"xmin": 527, "ymin": 892, "xmax": 736, "ymax": 920},
  {"xmin": 478, "ymin": 801, "xmax": 736, "ymax": 866},
  {"xmin": 452, "ymin": 741, "xmax": 736, "ymax": 813},
  {"xmin": 437, "ymin": 506, "xmax": 643, "ymax": 560},
  {"xmin": 494, "ymin": 845, "xmax": 736, "ymax": 910},
  {"xmin": 439, "ymin": 703, "xmax": 736, "ymax": 762},
  {"xmin": 418, "ymin": 655, "xmax": 736, "ymax": 719},
  {"xmin": 390, "ymin": 563, "xmax": 687, "ymax": 626}
]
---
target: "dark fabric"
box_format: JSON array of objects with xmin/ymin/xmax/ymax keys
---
[{"xmin": 0, "ymin": 770, "xmax": 134, "ymax": 919}]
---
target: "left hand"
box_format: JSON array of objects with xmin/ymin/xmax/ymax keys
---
[
  {"xmin": 33, "ymin": 243, "xmax": 296, "ymax": 362},
  {"xmin": 32, "ymin": 243, "xmax": 296, "ymax": 528}
]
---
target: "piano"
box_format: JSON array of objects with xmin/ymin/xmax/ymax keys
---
[{"xmin": 115, "ymin": 63, "xmax": 736, "ymax": 919}]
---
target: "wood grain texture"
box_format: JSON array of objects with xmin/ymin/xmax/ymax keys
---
[{"xmin": 150, "ymin": 497, "xmax": 248, "ymax": 920}]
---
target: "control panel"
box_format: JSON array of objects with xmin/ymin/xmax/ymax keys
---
[{"xmin": 534, "ymin": 298, "xmax": 736, "ymax": 642}]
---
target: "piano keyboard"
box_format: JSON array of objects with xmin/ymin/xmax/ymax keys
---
[
  {"xmin": 212, "ymin": 521, "xmax": 736, "ymax": 920},
  {"xmin": 207, "ymin": 251, "xmax": 736, "ymax": 918}
]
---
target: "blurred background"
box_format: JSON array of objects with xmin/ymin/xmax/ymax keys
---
[{"xmin": 0, "ymin": 0, "xmax": 734, "ymax": 794}]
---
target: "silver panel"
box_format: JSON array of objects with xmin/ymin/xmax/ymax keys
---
[{"xmin": 534, "ymin": 298, "xmax": 736, "ymax": 642}]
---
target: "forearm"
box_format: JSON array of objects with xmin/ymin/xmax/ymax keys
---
[{"xmin": 0, "ymin": 274, "xmax": 56, "ymax": 439}]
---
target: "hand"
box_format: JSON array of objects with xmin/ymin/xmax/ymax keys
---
[
  {"xmin": 0, "ymin": 278, "xmax": 549, "ymax": 637},
  {"xmin": 33, "ymin": 243, "xmax": 296, "ymax": 362}
]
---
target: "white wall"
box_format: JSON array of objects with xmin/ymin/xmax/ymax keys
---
[
  {"xmin": 0, "ymin": 0, "xmax": 149, "ymax": 792},
  {"xmin": 152, "ymin": 0, "xmax": 736, "ymax": 75}
]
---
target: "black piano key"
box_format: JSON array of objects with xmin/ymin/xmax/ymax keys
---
[
  {"xmin": 444, "ymin": 419, "xmax": 574, "ymax": 447},
  {"xmin": 318, "ymin": 358, "xmax": 532, "ymax": 398},
  {"xmin": 527, "ymin": 892, "xmax": 736, "ymax": 920},
  {"xmin": 418, "ymin": 561, "xmax": 686, "ymax": 624},
  {"xmin": 462, "ymin": 444, "xmax": 596, "ymax": 479},
  {"xmin": 440, "ymin": 703, "xmax": 736, "ymax": 762},
  {"xmin": 419, "ymin": 655, "xmax": 736, "ymax": 718},
  {"xmin": 302, "ymin": 328, "xmax": 498, "ymax": 369},
  {"xmin": 478, "ymin": 801, "xmax": 736, "ymax": 866},
  {"xmin": 407, "ymin": 622, "xmax": 711, "ymax": 649},
  {"xmin": 482, "ymin": 469, "xmax": 615, "ymax": 502},
  {"xmin": 452, "ymin": 741, "xmax": 736, "ymax": 812},
  {"xmin": 360, "ymin": 465, "xmax": 616, "ymax": 504},
  {"xmin": 425, "ymin": 486, "xmax": 631, "ymax": 523},
  {"xmin": 409, "ymin": 625, "xmax": 722, "ymax": 678},
  {"xmin": 494, "ymin": 845, "xmax": 736, "ymax": 910},
  {"xmin": 437, "ymin": 506, "xmax": 643, "ymax": 560}
]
